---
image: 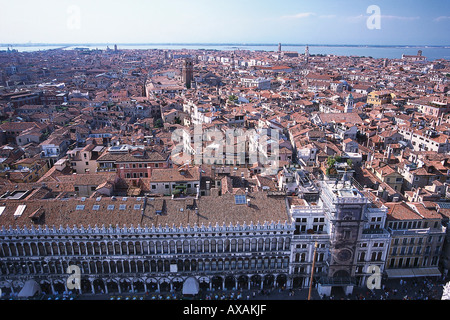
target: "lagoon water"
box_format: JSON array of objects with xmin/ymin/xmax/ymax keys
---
[{"xmin": 1, "ymin": 43, "xmax": 449, "ymax": 61}]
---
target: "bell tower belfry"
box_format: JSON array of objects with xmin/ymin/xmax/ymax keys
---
[
  {"xmin": 182, "ymin": 58, "xmax": 194, "ymax": 89},
  {"xmin": 344, "ymin": 93, "xmax": 354, "ymax": 113},
  {"xmin": 305, "ymin": 45, "xmax": 310, "ymax": 64}
]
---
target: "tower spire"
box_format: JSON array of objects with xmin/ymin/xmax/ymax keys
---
[{"xmin": 305, "ymin": 45, "xmax": 309, "ymax": 64}]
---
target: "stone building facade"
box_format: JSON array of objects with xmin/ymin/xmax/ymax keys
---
[
  {"xmin": 0, "ymin": 192, "xmax": 292, "ymax": 295},
  {"xmin": 0, "ymin": 175, "xmax": 445, "ymax": 297}
]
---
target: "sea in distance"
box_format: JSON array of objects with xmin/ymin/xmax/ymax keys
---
[{"xmin": 1, "ymin": 43, "xmax": 450, "ymax": 61}]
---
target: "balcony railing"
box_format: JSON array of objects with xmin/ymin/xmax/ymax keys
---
[
  {"xmin": 292, "ymin": 233, "xmax": 329, "ymax": 241},
  {"xmin": 387, "ymin": 227, "xmax": 431, "ymax": 236}
]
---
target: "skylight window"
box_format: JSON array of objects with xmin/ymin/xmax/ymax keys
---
[
  {"xmin": 134, "ymin": 204, "xmax": 141, "ymax": 210},
  {"xmin": 119, "ymin": 204, "xmax": 127, "ymax": 210},
  {"xmin": 14, "ymin": 204, "xmax": 26, "ymax": 217},
  {"xmin": 93, "ymin": 205, "xmax": 100, "ymax": 211},
  {"xmin": 235, "ymin": 195, "xmax": 247, "ymax": 205},
  {"xmin": 76, "ymin": 205, "xmax": 85, "ymax": 210},
  {"xmin": 107, "ymin": 205, "xmax": 115, "ymax": 210}
]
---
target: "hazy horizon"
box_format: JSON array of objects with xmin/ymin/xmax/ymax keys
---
[
  {"xmin": 1, "ymin": 43, "xmax": 449, "ymax": 47},
  {"xmin": 1, "ymin": 0, "xmax": 449, "ymax": 46}
]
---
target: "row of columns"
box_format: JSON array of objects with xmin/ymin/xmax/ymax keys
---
[
  {"xmin": 1, "ymin": 274, "xmax": 290, "ymax": 296},
  {"xmin": 2, "ymin": 255, "xmax": 290, "ymax": 276},
  {"xmin": 1, "ymin": 237, "xmax": 290, "ymax": 257}
]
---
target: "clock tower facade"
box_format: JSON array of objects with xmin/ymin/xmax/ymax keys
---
[{"xmin": 319, "ymin": 181, "xmax": 369, "ymax": 295}]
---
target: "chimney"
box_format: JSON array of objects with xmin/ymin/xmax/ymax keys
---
[{"xmin": 414, "ymin": 187, "xmax": 420, "ymax": 202}]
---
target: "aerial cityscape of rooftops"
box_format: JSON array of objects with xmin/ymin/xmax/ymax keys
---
[{"xmin": 0, "ymin": 1, "xmax": 450, "ymax": 304}]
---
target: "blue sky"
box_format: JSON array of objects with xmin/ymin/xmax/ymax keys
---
[{"xmin": 0, "ymin": 0, "xmax": 449, "ymax": 45}]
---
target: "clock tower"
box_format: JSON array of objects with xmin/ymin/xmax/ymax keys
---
[{"xmin": 318, "ymin": 179, "xmax": 369, "ymax": 296}]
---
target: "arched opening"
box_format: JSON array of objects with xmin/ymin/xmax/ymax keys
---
[
  {"xmin": 81, "ymin": 279, "xmax": 91, "ymax": 294},
  {"xmin": 130, "ymin": 260, "xmax": 137, "ymax": 273},
  {"xmin": 107, "ymin": 280, "xmax": 119, "ymax": 293},
  {"xmin": 211, "ymin": 276, "xmax": 222, "ymax": 291},
  {"xmin": 198, "ymin": 277, "xmax": 209, "ymax": 291},
  {"xmin": 292, "ymin": 277, "xmax": 304, "ymax": 289},
  {"xmin": 93, "ymin": 279, "xmax": 105, "ymax": 294},
  {"xmin": 159, "ymin": 279, "xmax": 170, "ymax": 292},
  {"xmin": 263, "ymin": 275, "xmax": 274, "ymax": 289},
  {"xmin": 133, "ymin": 279, "xmax": 145, "ymax": 293},
  {"xmin": 53, "ymin": 281, "xmax": 65, "ymax": 294},
  {"xmin": 39, "ymin": 281, "xmax": 51, "ymax": 295},
  {"xmin": 173, "ymin": 278, "xmax": 183, "ymax": 292},
  {"xmin": 250, "ymin": 275, "xmax": 261, "ymax": 289},
  {"xmin": 225, "ymin": 276, "xmax": 235, "ymax": 290},
  {"xmin": 183, "ymin": 259, "xmax": 191, "ymax": 272},
  {"xmin": 237, "ymin": 275, "xmax": 248, "ymax": 290},
  {"xmin": 102, "ymin": 261, "xmax": 110, "ymax": 274},
  {"xmin": 12, "ymin": 281, "xmax": 22, "ymax": 294},
  {"xmin": 146, "ymin": 279, "xmax": 158, "ymax": 292},
  {"xmin": 82, "ymin": 261, "xmax": 89, "ymax": 274},
  {"xmin": 333, "ymin": 270, "xmax": 350, "ymax": 278},
  {"xmin": 276, "ymin": 274, "xmax": 287, "ymax": 289},
  {"xmin": 137, "ymin": 260, "xmax": 144, "ymax": 273},
  {"xmin": 331, "ymin": 269, "xmax": 352, "ymax": 296},
  {"xmin": 120, "ymin": 279, "xmax": 131, "ymax": 293}
]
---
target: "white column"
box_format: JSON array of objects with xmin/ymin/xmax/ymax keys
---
[{"xmin": 51, "ymin": 282, "xmax": 56, "ymax": 295}]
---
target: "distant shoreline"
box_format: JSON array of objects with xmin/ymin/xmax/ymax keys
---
[
  {"xmin": 1, "ymin": 43, "xmax": 449, "ymax": 48},
  {"xmin": 2, "ymin": 43, "xmax": 449, "ymax": 61}
]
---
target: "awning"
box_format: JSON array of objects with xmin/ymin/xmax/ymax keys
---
[
  {"xmin": 318, "ymin": 276, "xmax": 357, "ymax": 287},
  {"xmin": 386, "ymin": 269, "xmax": 415, "ymax": 278},
  {"xmin": 182, "ymin": 277, "xmax": 199, "ymax": 296},
  {"xmin": 411, "ymin": 267, "xmax": 442, "ymax": 277},
  {"xmin": 18, "ymin": 280, "xmax": 41, "ymax": 298},
  {"xmin": 386, "ymin": 267, "xmax": 441, "ymax": 278}
]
